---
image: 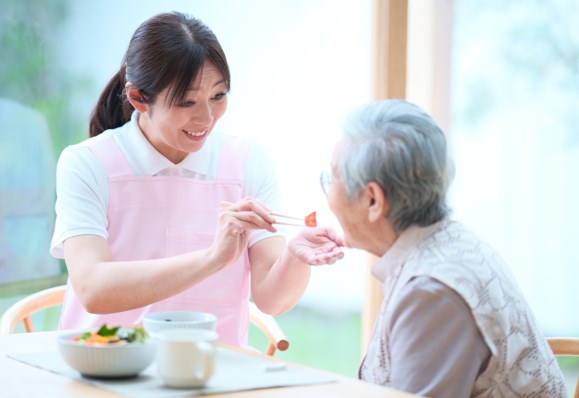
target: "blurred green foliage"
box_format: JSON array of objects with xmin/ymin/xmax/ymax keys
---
[{"xmin": 0, "ymin": 0, "xmax": 87, "ymax": 156}]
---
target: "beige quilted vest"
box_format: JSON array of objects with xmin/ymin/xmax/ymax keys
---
[{"xmin": 360, "ymin": 220, "xmax": 567, "ymax": 397}]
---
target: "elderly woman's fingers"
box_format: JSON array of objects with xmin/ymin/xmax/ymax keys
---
[
  {"xmin": 286, "ymin": 227, "xmax": 346, "ymax": 265},
  {"xmin": 307, "ymin": 248, "xmax": 345, "ymax": 265}
]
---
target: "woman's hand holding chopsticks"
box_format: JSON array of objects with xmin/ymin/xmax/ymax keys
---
[{"xmin": 208, "ymin": 199, "xmax": 278, "ymax": 269}]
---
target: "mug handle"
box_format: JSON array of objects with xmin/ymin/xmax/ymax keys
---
[{"xmin": 195, "ymin": 341, "xmax": 215, "ymax": 381}]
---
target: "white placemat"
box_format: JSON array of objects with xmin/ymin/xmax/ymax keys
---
[{"xmin": 8, "ymin": 348, "xmax": 337, "ymax": 397}]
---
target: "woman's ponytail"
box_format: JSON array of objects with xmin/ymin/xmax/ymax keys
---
[{"xmin": 88, "ymin": 67, "xmax": 134, "ymax": 137}]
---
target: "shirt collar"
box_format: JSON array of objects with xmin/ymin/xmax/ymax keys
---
[
  {"xmin": 121, "ymin": 111, "xmax": 213, "ymax": 176},
  {"xmin": 371, "ymin": 219, "xmax": 448, "ymax": 283}
]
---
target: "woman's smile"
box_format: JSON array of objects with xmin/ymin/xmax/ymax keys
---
[{"xmin": 183, "ymin": 128, "xmax": 208, "ymax": 141}]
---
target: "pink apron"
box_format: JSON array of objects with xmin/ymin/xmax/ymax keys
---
[{"xmin": 59, "ymin": 134, "xmax": 251, "ymax": 347}]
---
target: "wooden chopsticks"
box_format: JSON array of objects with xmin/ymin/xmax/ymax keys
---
[{"xmin": 219, "ymin": 201, "xmax": 306, "ymax": 226}]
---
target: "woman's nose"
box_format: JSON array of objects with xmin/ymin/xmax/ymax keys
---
[{"xmin": 193, "ymin": 101, "xmax": 213, "ymax": 124}]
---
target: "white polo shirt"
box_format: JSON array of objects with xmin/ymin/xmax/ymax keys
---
[{"xmin": 51, "ymin": 112, "xmax": 284, "ymax": 258}]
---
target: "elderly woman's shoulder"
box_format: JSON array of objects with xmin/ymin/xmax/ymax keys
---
[
  {"xmin": 425, "ymin": 219, "xmax": 509, "ymax": 269},
  {"xmin": 432, "ymin": 219, "xmax": 485, "ymax": 244},
  {"xmin": 409, "ymin": 219, "xmax": 499, "ymax": 262}
]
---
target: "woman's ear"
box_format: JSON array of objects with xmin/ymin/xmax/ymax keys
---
[
  {"xmin": 367, "ymin": 182, "xmax": 389, "ymax": 223},
  {"xmin": 125, "ymin": 82, "xmax": 147, "ymax": 113}
]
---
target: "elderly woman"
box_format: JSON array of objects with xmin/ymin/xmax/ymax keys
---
[{"xmin": 323, "ymin": 100, "xmax": 567, "ymax": 397}]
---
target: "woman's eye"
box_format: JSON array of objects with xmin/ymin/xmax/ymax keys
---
[
  {"xmin": 178, "ymin": 100, "xmax": 195, "ymax": 107},
  {"xmin": 212, "ymin": 92, "xmax": 226, "ymax": 101}
]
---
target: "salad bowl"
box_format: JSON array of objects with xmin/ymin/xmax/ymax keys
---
[{"xmin": 57, "ymin": 325, "xmax": 155, "ymax": 378}]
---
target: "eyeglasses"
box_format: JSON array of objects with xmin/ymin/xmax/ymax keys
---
[{"xmin": 319, "ymin": 170, "xmax": 332, "ymax": 196}]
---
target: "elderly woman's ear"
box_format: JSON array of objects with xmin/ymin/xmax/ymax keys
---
[{"xmin": 366, "ymin": 182, "xmax": 389, "ymax": 222}]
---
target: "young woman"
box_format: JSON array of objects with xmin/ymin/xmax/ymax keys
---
[{"xmin": 51, "ymin": 11, "xmax": 343, "ymax": 346}]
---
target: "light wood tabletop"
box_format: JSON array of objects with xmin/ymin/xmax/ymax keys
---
[{"xmin": 0, "ymin": 331, "xmax": 420, "ymax": 398}]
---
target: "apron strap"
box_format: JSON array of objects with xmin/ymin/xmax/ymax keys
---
[{"xmin": 88, "ymin": 136, "xmax": 133, "ymax": 177}]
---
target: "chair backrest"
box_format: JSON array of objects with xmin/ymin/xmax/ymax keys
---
[
  {"xmin": 0, "ymin": 285, "xmax": 289, "ymax": 356},
  {"xmin": 547, "ymin": 337, "xmax": 579, "ymax": 398},
  {"xmin": 0, "ymin": 285, "xmax": 65, "ymax": 334}
]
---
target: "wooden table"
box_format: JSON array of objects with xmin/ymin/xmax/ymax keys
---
[{"xmin": 0, "ymin": 331, "xmax": 419, "ymax": 397}]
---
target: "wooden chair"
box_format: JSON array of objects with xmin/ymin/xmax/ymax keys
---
[
  {"xmin": 0, "ymin": 285, "xmax": 289, "ymax": 356},
  {"xmin": 547, "ymin": 337, "xmax": 579, "ymax": 398}
]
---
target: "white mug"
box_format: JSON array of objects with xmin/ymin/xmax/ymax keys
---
[{"xmin": 154, "ymin": 329, "xmax": 218, "ymax": 388}]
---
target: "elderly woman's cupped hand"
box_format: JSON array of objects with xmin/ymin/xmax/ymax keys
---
[{"xmin": 288, "ymin": 227, "xmax": 345, "ymax": 265}]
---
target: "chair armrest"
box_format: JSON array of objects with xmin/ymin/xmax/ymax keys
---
[{"xmin": 248, "ymin": 302, "xmax": 289, "ymax": 356}]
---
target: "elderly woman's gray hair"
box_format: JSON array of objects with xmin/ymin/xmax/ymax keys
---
[{"xmin": 338, "ymin": 99, "xmax": 455, "ymax": 233}]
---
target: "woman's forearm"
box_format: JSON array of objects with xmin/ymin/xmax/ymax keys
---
[
  {"xmin": 64, "ymin": 235, "xmax": 222, "ymax": 313},
  {"xmin": 250, "ymin": 238, "xmax": 311, "ymax": 315}
]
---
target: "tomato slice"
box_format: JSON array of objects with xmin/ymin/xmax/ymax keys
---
[{"xmin": 305, "ymin": 211, "xmax": 317, "ymax": 227}]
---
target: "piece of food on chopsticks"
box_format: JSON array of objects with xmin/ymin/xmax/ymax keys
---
[
  {"xmin": 73, "ymin": 324, "xmax": 148, "ymax": 345},
  {"xmin": 304, "ymin": 211, "xmax": 317, "ymax": 227},
  {"xmin": 220, "ymin": 201, "xmax": 317, "ymax": 227}
]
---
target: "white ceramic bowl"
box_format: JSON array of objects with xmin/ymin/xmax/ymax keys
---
[
  {"xmin": 142, "ymin": 311, "xmax": 217, "ymax": 336},
  {"xmin": 57, "ymin": 331, "xmax": 155, "ymax": 378}
]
